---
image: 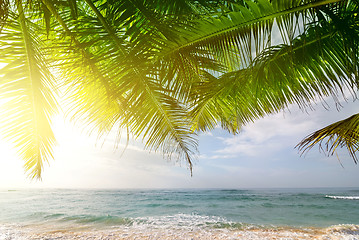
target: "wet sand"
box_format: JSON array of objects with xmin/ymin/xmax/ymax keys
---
[{"xmin": 5, "ymin": 224, "xmax": 359, "ymax": 240}]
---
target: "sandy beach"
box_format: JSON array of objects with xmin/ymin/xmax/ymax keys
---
[{"xmin": 3, "ymin": 224, "xmax": 359, "ymax": 240}]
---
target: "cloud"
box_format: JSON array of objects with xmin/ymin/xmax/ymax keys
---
[
  {"xmin": 203, "ymin": 98, "xmax": 358, "ymax": 160},
  {"xmin": 213, "ymin": 111, "xmax": 315, "ymax": 157}
]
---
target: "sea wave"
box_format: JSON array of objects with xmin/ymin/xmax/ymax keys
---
[
  {"xmin": 26, "ymin": 212, "xmax": 248, "ymax": 230},
  {"xmin": 325, "ymin": 195, "xmax": 359, "ymax": 200},
  {"xmin": 131, "ymin": 213, "xmax": 248, "ymax": 230}
]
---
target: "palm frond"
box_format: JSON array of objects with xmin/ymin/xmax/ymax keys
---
[
  {"xmin": 159, "ymin": 0, "xmax": 342, "ymax": 71},
  {"xmin": 41, "ymin": 0, "xmax": 199, "ymax": 172},
  {"xmin": 0, "ymin": 0, "xmax": 9, "ymax": 32},
  {"xmin": 190, "ymin": 0, "xmax": 359, "ymax": 134},
  {"xmin": 189, "ymin": 70, "xmax": 245, "ymax": 133},
  {"xmin": 296, "ymin": 113, "xmax": 359, "ymax": 163},
  {"xmin": 0, "ymin": 3, "xmax": 57, "ymax": 179}
]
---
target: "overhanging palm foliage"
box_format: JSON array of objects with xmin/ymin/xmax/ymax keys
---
[
  {"xmin": 0, "ymin": 4, "xmax": 57, "ymax": 179},
  {"xmin": 0, "ymin": 0, "xmax": 358, "ymax": 179},
  {"xmin": 187, "ymin": 0, "xmax": 358, "ymax": 131}
]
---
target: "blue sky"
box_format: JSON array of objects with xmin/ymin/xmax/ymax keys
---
[{"xmin": 0, "ymin": 95, "xmax": 358, "ymax": 189}]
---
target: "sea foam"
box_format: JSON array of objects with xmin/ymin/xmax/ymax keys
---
[{"xmin": 325, "ymin": 195, "xmax": 359, "ymax": 200}]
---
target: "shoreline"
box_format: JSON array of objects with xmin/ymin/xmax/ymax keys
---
[{"xmin": 2, "ymin": 223, "xmax": 359, "ymax": 240}]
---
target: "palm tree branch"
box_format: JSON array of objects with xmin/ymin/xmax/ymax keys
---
[
  {"xmin": 143, "ymin": 83, "xmax": 195, "ymax": 173},
  {"xmin": 190, "ymin": 9, "xmax": 358, "ymax": 134},
  {"xmin": 79, "ymin": 0, "xmax": 197, "ymax": 171},
  {"xmin": 0, "ymin": 0, "xmax": 9, "ymax": 32},
  {"xmin": 296, "ymin": 113, "xmax": 359, "ymax": 163},
  {"xmin": 17, "ymin": 1, "xmax": 44, "ymax": 178},
  {"xmin": 83, "ymin": 0, "xmax": 125, "ymax": 53},
  {"xmin": 161, "ymin": 0, "xmax": 341, "ymax": 57},
  {"xmin": 41, "ymin": 0, "xmax": 119, "ymax": 98},
  {"xmin": 0, "ymin": 1, "xmax": 58, "ymax": 179}
]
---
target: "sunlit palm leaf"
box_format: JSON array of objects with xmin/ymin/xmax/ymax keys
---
[
  {"xmin": 0, "ymin": 0, "xmax": 9, "ymax": 31},
  {"xmin": 42, "ymin": 0, "xmax": 198, "ymax": 171},
  {"xmin": 0, "ymin": 4, "xmax": 57, "ymax": 179}
]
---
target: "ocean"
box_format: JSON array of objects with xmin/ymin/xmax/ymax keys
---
[{"xmin": 1, "ymin": 188, "xmax": 359, "ymax": 239}]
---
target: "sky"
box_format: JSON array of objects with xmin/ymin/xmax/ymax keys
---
[{"xmin": 0, "ymin": 94, "xmax": 358, "ymax": 189}]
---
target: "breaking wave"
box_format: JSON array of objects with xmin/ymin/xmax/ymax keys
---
[{"xmin": 325, "ymin": 195, "xmax": 359, "ymax": 200}]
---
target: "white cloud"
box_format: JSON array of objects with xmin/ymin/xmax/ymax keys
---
[
  {"xmin": 207, "ymin": 98, "xmax": 358, "ymax": 159},
  {"xmin": 213, "ymin": 112, "xmax": 313, "ymax": 157}
]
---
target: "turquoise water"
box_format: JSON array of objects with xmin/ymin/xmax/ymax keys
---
[
  {"xmin": 1, "ymin": 188, "xmax": 359, "ymax": 228},
  {"xmin": 1, "ymin": 188, "xmax": 359, "ymax": 239}
]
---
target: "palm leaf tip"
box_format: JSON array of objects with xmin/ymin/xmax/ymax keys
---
[
  {"xmin": 25, "ymin": 156, "xmax": 43, "ymax": 180},
  {"xmin": 0, "ymin": 0, "xmax": 9, "ymax": 28},
  {"xmin": 296, "ymin": 113, "xmax": 359, "ymax": 163}
]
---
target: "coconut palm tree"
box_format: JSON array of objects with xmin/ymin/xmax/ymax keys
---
[{"xmin": 0, "ymin": 0, "xmax": 357, "ymax": 179}]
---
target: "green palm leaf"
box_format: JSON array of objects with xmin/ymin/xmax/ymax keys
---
[
  {"xmin": 158, "ymin": 0, "xmax": 343, "ymax": 71},
  {"xmin": 190, "ymin": 0, "xmax": 358, "ymax": 134}
]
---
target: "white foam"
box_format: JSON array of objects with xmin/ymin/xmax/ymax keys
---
[
  {"xmin": 325, "ymin": 195, "xmax": 359, "ymax": 200},
  {"xmin": 0, "ymin": 224, "xmax": 28, "ymax": 240},
  {"xmin": 4, "ymin": 222, "xmax": 359, "ymax": 240},
  {"xmin": 326, "ymin": 224, "xmax": 359, "ymax": 233},
  {"xmin": 131, "ymin": 213, "xmax": 234, "ymax": 230}
]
